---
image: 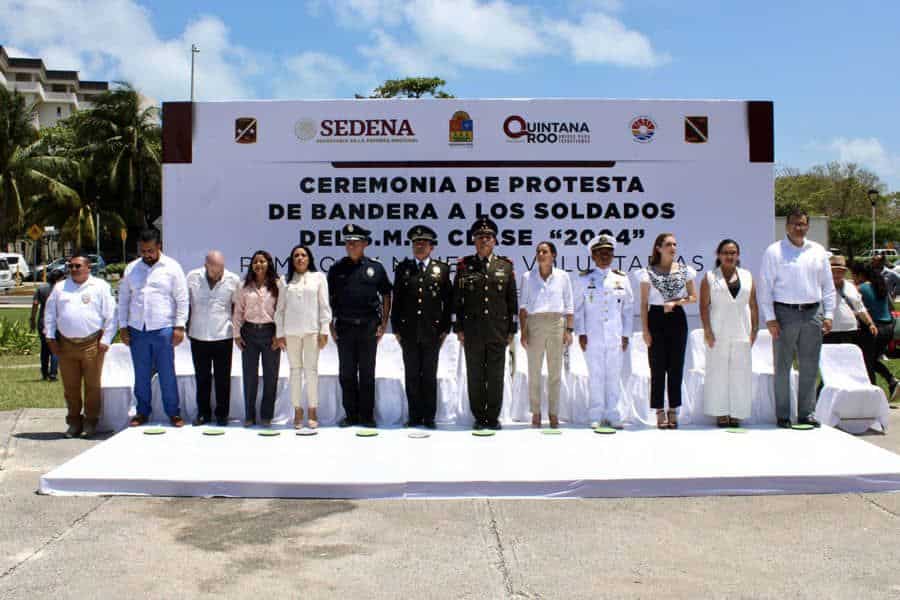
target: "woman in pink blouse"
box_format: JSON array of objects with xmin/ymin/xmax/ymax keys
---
[{"xmin": 233, "ymin": 250, "xmax": 282, "ymax": 427}]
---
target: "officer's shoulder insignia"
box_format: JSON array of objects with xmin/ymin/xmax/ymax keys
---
[
  {"xmin": 496, "ymin": 255, "xmax": 513, "ymax": 265},
  {"xmin": 579, "ymin": 268, "xmax": 594, "ymax": 276},
  {"xmin": 612, "ymin": 269, "xmax": 626, "ymax": 276}
]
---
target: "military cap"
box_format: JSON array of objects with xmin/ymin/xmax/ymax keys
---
[
  {"xmin": 407, "ymin": 225, "xmax": 438, "ymax": 244},
  {"xmin": 588, "ymin": 233, "xmax": 615, "ymax": 252},
  {"xmin": 470, "ymin": 217, "xmax": 498, "ymax": 238},
  {"xmin": 342, "ymin": 223, "xmax": 371, "ymax": 243}
]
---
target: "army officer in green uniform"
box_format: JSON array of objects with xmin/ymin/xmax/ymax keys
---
[
  {"xmin": 391, "ymin": 225, "xmax": 453, "ymax": 429},
  {"xmin": 454, "ymin": 217, "xmax": 518, "ymax": 430}
]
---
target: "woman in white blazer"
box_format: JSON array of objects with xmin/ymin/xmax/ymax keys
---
[
  {"xmin": 699, "ymin": 239, "xmax": 759, "ymax": 427},
  {"xmin": 275, "ymin": 245, "xmax": 331, "ymax": 428}
]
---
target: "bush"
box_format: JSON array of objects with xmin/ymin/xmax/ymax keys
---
[
  {"xmin": 106, "ymin": 262, "xmax": 127, "ymax": 277},
  {"xmin": 0, "ymin": 317, "xmax": 38, "ymax": 355}
]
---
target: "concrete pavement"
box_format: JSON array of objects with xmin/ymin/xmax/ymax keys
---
[{"xmin": 2, "ymin": 408, "xmax": 900, "ymax": 599}]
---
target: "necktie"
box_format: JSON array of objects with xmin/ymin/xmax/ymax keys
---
[{"xmin": 418, "ymin": 261, "xmax": 425, "ymax": 273}]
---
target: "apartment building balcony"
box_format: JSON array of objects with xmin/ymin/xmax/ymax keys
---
[
  {"xmin": 9, "ymin": 80, "xmax": 45, "ymax": 101},
  {"xmin": 44, "ymin": 90, "xmax": 79, "ymax": 108}
]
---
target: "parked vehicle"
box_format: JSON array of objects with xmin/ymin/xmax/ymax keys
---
[
  {"xmin": 86, "ymin": 254, "xmax": 108, "ymax": 278},
  {"xmin": 0, "ymin": 258, "xmax": 12, "ymax": 293},
  {"xmin": 857, "ymin": 248, "xmax": 899, "ymax": 266},
  {"xmin": 0, "ymin": 253, "xmax": 31, "ymax": 280},
  {"xmin": 31, "ymin": 257, "xmax": 68, "ymax": 282}
]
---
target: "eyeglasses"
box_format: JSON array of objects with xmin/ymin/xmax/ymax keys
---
[{"xmin": 67, "ymin": 264, "xmax": 85, "ymax": 270}]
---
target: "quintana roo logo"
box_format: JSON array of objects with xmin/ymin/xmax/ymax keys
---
[{"xmin": 630, "ymin": 116, "xmax": 656, "ymax": 143}]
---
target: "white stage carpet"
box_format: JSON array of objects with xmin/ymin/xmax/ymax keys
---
[{"xmin": 39, "ymin": 425, "xmax": 900, "ymax": 499}]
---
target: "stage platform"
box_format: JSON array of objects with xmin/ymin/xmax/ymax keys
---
[{"xmin": 39, "ymin": 424, "xmax": 900, "ymax": 499}]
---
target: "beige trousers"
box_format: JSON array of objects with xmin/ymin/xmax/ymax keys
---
[
  {"xmin": 525, "ymin": 313, "xmax": 565, "ymax": 415},
  {"xmin": 57, "ymin": 334, "xmax": 104, "ymax": 426},
  {"xmin": 286, "ymin": 334, "xmax": 321, "ymax": 408}
]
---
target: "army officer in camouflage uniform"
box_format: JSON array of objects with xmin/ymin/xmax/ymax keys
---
[
  {"xmin": 454, "ymin": 217, "xmax": 518, "ymax": 430},
  {"xmin": 391, "ymin": 225, "xmax": 453, "ymax": 429}
]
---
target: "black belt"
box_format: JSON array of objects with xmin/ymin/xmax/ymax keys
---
[
  {"xmin": 242, "ymin": 322, "xmax": 275, "ymax": 329},
  {"xmin": 336, "ymin": 317, "xmax": 377, "ymax": 326},
  {"xmin": 774, "ymin": 301, "xmax": 820, "ymax": 311}
]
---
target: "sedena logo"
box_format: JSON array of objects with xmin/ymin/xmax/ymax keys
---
[{"xmin": 294, "ymin": 118, "xmax": 418, "ymax": 144}]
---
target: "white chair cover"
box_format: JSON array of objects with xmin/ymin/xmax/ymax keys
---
[
  {"xmin": 310, "ymin": 337, "xmax": 343, "ymax": 426},
  {"xmin": 508, "ymin": 333, "xmax": 534, "ymax": 422},
  {"xmin": 816, "ymin": 344, "xmax": 889, "ymax": 434},
  {"xmin": 682, "ymin": 328, "xmax": 713, "ymax": 426},
  {"xmin": 150, "ymin": 337, "xmax": 197, "ymax": 423},
  {"xmin": 374, "ymin": 334, "xmax": 406, "ymax": 426},
  {"xmin": 435, "ymin": 335, "xmax": 462, "ymax": 424},
  {"xmin": 560, "ymin": 342, "xmax": 591, "ymax": 425},
  {"xmin": 625, "ymin": 330, "xmax": 688, "ymax": 426},
  {"xmin": 99, "ymin": 343, "xmax": 136, "ymax": 432}
]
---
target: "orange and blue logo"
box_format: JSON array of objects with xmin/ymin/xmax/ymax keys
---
[
  {"xmin": 449, "ymin": 111, "xmax": 473, "ymax": 145},
  {"xmin": 630, "ymin": 116, "xmax": 656, "ymax": 143}
]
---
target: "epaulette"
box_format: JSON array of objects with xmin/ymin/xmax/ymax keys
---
[
  {"xmin": 579, "ymin": 268, "xmax": 594, "ymax": 276},
  {"xmin": 496, "ymin": 255, "xmax": 513, "ymax": 264},
  {"xmin": 612, "ymin": 269, "xmax": 626, "ymax": 276}
]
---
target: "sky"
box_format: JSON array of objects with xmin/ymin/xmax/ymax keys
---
[{"xmin": 2, "ymin": 0, "xmax": 899, "ymax": 190}]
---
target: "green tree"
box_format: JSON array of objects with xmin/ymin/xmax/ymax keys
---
[
  {"xmin": 775, "ymin": 162, "xmax": 898, "ymax": 219},
  {"xmin": 830, "ymin": 217, "xmax": 900, "ymax": 260},
  {"xmin": 0, "ymin": 87, "xmax": 80, "ymax": 246},
  {"xmin": 74, "ymin": 83, "xmax": 161, "ymax": 228},
  {"xmin": 356, "ymin": 77, "xmax": 454, "ymax": 99}
]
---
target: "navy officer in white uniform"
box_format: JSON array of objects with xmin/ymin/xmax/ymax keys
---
[{"xmin": 573, "ymin": 233, "xmax": 634, "ymax": 428}]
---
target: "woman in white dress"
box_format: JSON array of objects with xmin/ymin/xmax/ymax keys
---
[
  {"xmin": 275, "ymin": 245, "xmax": 331, "ymax": 429},
  {"xmin": 699, "ymin": 239, "xmax": 758, "ymax": 427}
]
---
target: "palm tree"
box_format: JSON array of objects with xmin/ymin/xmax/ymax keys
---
[
  {"xmin": 75, "ymin": 83, "xmax": 160, "ymax": 228},
  {"xmin": 0, "ymin": 87, "xmax": 80, "ymax": 246}
]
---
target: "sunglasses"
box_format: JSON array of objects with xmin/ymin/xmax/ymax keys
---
[{"xmin": 67, "ymin": 264, "xmax": 85, "ymax": 270}]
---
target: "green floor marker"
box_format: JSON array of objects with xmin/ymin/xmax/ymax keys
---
[
  {"xmin": 258, "ymin": 430, "xmax": 280, "ymax": 437},
  {"xmin": 541, "ymin": 429, "xmax": 562, "ymax": 435},
  {"xmin": 593, "ymin": 426, "xmax": 617, "ymax": 434},
  {"xmin": 202, "ymin": 429, "xmax": 225, "ymax": 436},
  {"xmin": 296, "ymin": 429, "xmax": 318, "ymax": 436},
  {"xmin": 356, "ymin": 429, "xmax": 378, "ymax": 437},
  {"xmin": 791, "ymin": 423, "xmax": 814, "ymax": 431},
  {"xmin": 472, "ymin": 430, "xmax": 496, "ymax": 437},
  {"xmin": 725, "ymin": 428, "xmax": 747, "ymax": 434},
  {"xmin": 408, "ymin": 431, "xmax": 430, "ymax": 439},
  {"xmin": 143, "ymin": 428, "xmax": 166, "ymax": 435}
]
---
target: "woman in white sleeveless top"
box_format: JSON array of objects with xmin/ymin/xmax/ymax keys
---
[{"xmin": 699, "ymin": 239, "xmax": 759, "ymax": 427}]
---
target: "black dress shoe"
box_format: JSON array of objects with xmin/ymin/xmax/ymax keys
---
[
  {"xmin": 423, "ymin": 420, "xmax": 437, "ymax": 430},
  {"xmin": 193, "ymin": 415, "xmax": 209, "ymax": 426},
  {"xmin": 473, "ymin": 421, "xmax": 484, "ymax": 430},
  {"xmin": 338, "ymin": 418, "xmax": 354, "ymax": 428},
  {"xmin": 361, "ymin": 420, "xmax": 377, "ymax": 428},
  {"xmin": 777, "ymin": 418, "xmax": 792, "ymax": 429},
  {"xmin": 405, "ymin": 419, "xmax": 421, "ymax": 428},
  {"xmin": 798, "ymin": 417, "xmax": 821, "ymax": 428},
  {"xmin": 488, "ymin": 421, "xmax": 502, "ymax": 431},
  {"xmin": 216, "ymin": 417, "xmax": 229, "ymax": 427}
]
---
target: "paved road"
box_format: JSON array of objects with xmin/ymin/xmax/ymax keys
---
[{"xmin": 2, "ymin": 408, "xmax": 900, "ymax": 599}]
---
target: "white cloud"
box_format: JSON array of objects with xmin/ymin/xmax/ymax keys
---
[
  {"xmin": 827, "ymin": 137, "xmax": 900, "ymax": 178},
  {"xmin": 308, "ymin": 0, "xmax": 406, "ymax": 27},
  {"xmin": 0, "ymin": 0, "xmax": 257, "ymax": 101},
  {"xmin": 548, "ymin": 12, "xmax": 670, "ymax": 68},
  {"xmin": 319, "ymin": 0, "xmax": 668, "ymax": 75},
  {"xmin": 274, "ymin": 52, "xmax": 375, "ymax": 99}
]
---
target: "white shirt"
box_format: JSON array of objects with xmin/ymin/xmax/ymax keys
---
[
  {"xmin": 832, "ymin": 280, "xmax": 865, "ymax": 333},
  {"xmin": 519, "ymin": 267, "xmax": 574, "ymax": 315},
  {"xmin": 275, "ymin": 271, "xmax": 332, "ymax": 337},
  {"xmin": 186, "ymin": 267, "xmax": 241, "ymax": 341},
  {"xmin": 574, "ymin": 268, "xmax": 634, "ymax": 338},
  {"xmin": 639, "ymin": 264, "xmax": 697, "ymax": 306},
  {"xmin": 117, "ymin": 253, "xmax": 189, "ymax": 331},
  {"xmin": 758, "ymin": 236, "xmax": 836, "ymax": 322},
  {"xmin": 44, "ymin": 276, "xmax": 117, "ymax": 345}
]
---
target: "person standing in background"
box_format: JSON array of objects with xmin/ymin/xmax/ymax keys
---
[{"xmin": 31, "ymin": 268, "xmax": 64, "ymax": 381}]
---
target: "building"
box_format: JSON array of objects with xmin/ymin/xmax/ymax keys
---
[{"xmin": 0, "ymin": 45, "xmax": 109, "ymax": 128}]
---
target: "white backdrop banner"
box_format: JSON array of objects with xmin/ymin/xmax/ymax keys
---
[{"xmin": 162, "ymin": 98, "xmax": 774, "ymax": 311}]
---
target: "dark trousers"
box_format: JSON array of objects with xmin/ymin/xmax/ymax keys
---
[
  {"xmin": 336, "ymin": 319, "xmax": 378, "ymax": 423},
  {"xmin": 647, "ymin": 305, "xmax": 687, "ymax": 410},
  {"xmin": 39, "ymin": 332, "xmax": 58, "ymax": 379},
  {"xmin": 241, "ymin": 324, "xmax": 280, "ymax": 422},
  {"xmin": 190, "ymin": 338, "xmax": 233, "ymax": 420},
  {"xmin": 860, "ymin": 321, "xmax": 896, "ymax": 386},
  {"xmin": 401, "ymin": 338, "xmax": 441, "ymax": 424},
  {"xmin": 464, "ymin": 336, "xmax": 506, "ymax": 425}
]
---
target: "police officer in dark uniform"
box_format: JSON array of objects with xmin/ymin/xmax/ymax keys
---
[
  {"xmin": 391, "ymin": 225, "xmax": 453, "ymax": 429},
  {"xmin": 327, "ymin": 224, "xmax": 392, "ymax": 427},
  {"xmin": 454, "ymin": 217, "xmax": 518, "ymax": 430}
]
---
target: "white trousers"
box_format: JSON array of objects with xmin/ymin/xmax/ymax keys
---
[
  {"xmin": 703, "ymin": 337, "xmax": 751, "ymax": 419},
  {"xmin": 286, "ymin": 333, "xmax": 320, "ymax": 409},
  {"xmin": 585, "ymin": 337, "xmax": 625, "ymax": 425}
]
